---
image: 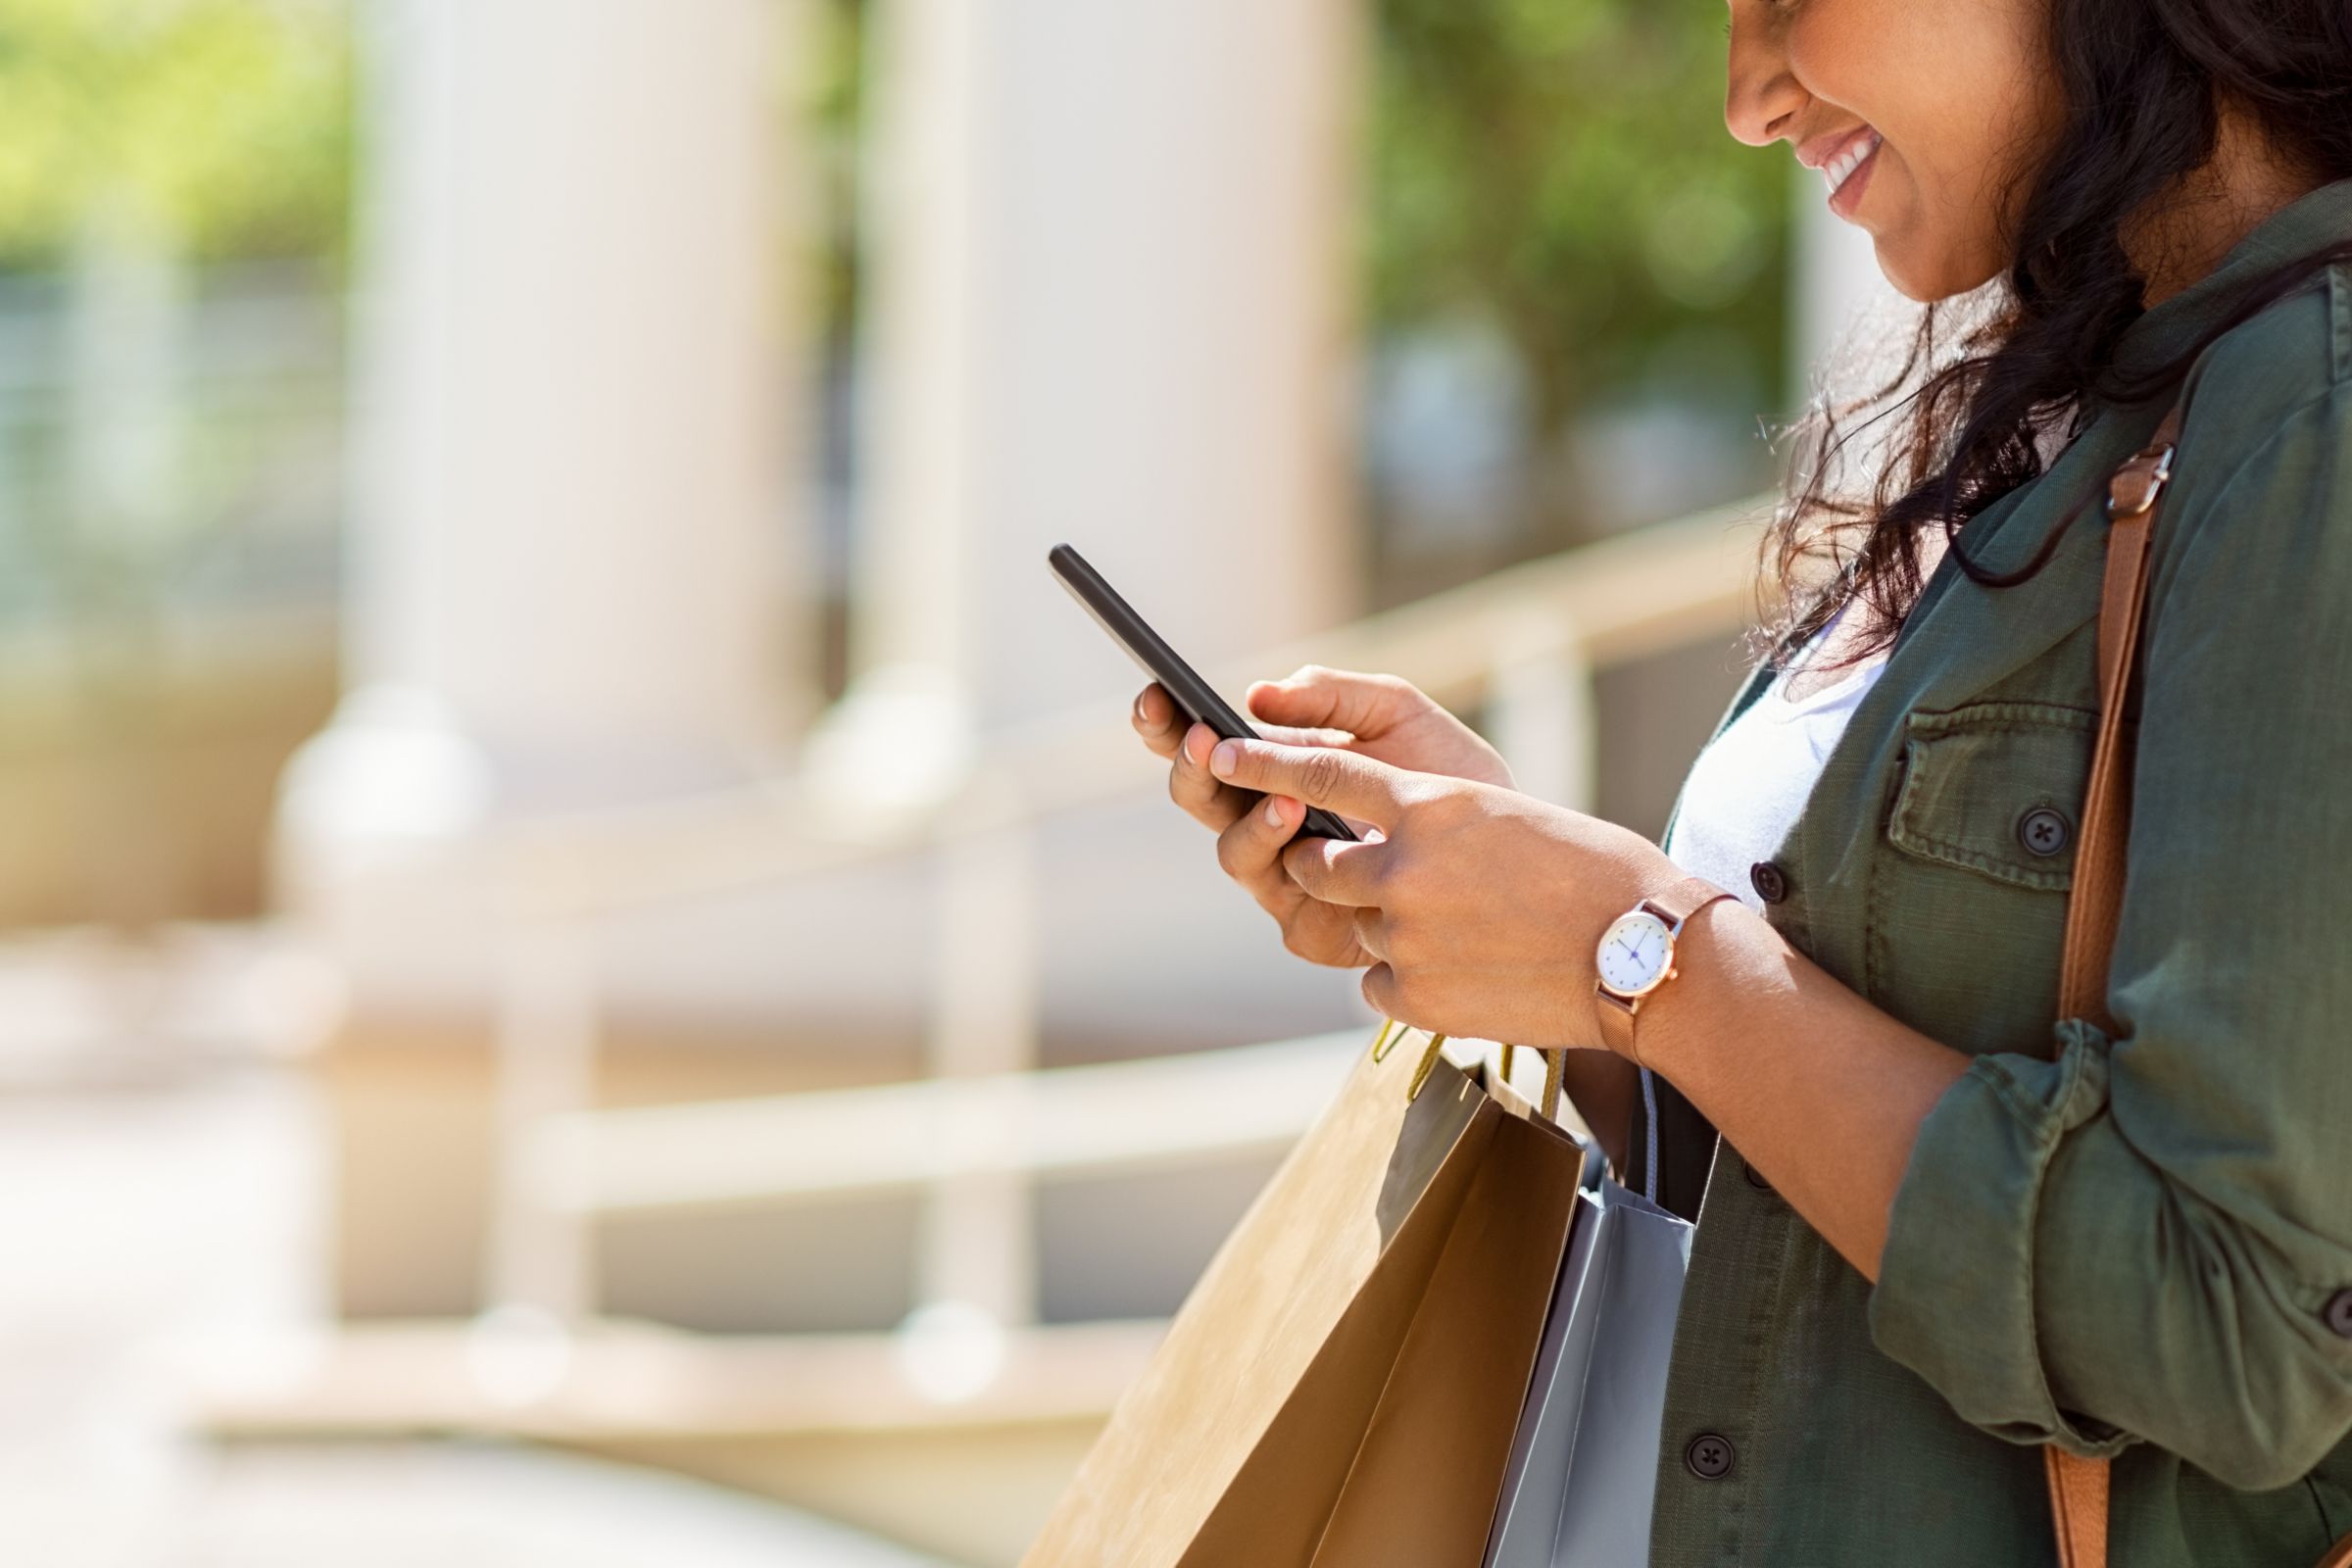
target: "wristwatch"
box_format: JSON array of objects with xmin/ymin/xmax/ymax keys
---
[{"xmin": 1592, "ymin": 873, "xmax": 1738, "ymax": 1056}]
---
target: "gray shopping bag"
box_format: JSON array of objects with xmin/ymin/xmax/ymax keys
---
[{"xmin": 1483, "ymin": 1168, "xmax": 1694, "ymax": 1568}]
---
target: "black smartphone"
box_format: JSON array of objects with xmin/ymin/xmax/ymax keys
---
[{"xmin": 1048, "ymin": 542, "xmax": 1358, "ymax": 842}]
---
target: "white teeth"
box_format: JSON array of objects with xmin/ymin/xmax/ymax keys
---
[{"xmin": 1824, "ymin": 130, "xmax": 1882, "ymax": 196}]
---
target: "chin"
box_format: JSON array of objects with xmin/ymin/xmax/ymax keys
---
[{"xmin": 1875, "ymin": 235, "xmax": 2002, "ymax": 305}]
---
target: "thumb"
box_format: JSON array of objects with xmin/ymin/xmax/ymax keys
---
[{"xmin": 1248, "ymin": 665, "xmax": 1419, "ymax": 738}]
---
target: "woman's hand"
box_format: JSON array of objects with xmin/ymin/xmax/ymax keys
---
[
  {"xmin": 1201, "ymin": 732, "xmax": 1677, "ymax": 1052},
  {"xmin": 1131, "ymin": 666, "xmax": 1516, "ymax": 969},
  {"xmin": 1133, "ymin": 663, "xmax": 1513, "ymax": 797},
  {"xmin": 1239, "ymin": 665, "xmax": 1517, "ymax": 790}
]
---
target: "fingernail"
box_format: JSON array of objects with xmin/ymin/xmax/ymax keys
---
[
  {"xmin": 1210, "ymin": 740, "xmax": 1241, "ymax": 777},
  {"xmin": 1135, "ymin": 691, "xmax": 1149, "ymax": 720},
  {"xmin": 1184, "ymin": 725, "xmax": 1207, "ymax": 764},
  {"xmin": 1264, "ymin": 796, "xmax": 1287, "ymax": 827}
]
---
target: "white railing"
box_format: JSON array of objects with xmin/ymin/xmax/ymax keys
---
[
  {"xmin": 473, "ymin": 496, "xmax": 1773, "ymax": 1398},
  {"xmin": 530, "ymin": 1029, "xmax": 1370, "ymax": 1217}
]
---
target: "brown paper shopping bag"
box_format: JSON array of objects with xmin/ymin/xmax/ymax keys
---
[{"xmin": 1022, "ymin": 1025, "xmax": 1588, "ymax": 1568}]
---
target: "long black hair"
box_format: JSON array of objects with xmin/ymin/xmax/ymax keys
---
[{"xmin": 1757, "ymin": 0, "xmax": 2352, "ymax": 671}]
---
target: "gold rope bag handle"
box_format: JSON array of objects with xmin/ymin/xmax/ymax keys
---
[
  {"xmin": 2041, "ymin": 403, "xmax": 2180, "ymax": 1568},
  {"xmin": 1378, "ymin": 1025, "xmax": 1566, "ymax": 1123}
]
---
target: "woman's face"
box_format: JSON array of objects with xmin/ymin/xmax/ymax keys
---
[{"xmin": 1725, "ymin": 0, "xmax": 2065, "ymax": 301}]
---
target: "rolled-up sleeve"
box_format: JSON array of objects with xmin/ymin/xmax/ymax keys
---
[{"xmin": 1868, "ymin": 385, "xmax": 2352, "ymax": 1492}]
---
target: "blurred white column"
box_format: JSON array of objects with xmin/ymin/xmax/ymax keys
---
[
  {"xmin": 821, "ymin": 0, "xmax": 1366, "ymax": 1344},
  {"xmin": 283, "ymin": 0, "xmax": 814, "ymax": 870},
  {"xmin": 807, "ymin": 0, "xmax": 1367, "ymax": 811}
]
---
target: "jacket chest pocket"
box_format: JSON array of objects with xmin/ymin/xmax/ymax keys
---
[
  {"xmin": 1886, "ymin": 701, "xmax": 2098, "ymax": 890},
  {"xmin": 1872, "ymin": 701, "xmax": 2097, "ymax": 1054}
]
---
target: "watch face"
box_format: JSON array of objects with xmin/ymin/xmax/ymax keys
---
[{"xmin": 1595, "ymin": 910, "xmax": 1674, "ymax": 997}]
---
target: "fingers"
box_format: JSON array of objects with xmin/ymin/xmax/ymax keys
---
[
  {"xmin": 1168, "ymin": 718, "xmax": 1258, "ymax": 831},
  {"xmin": 1208, "ymin": 735, "xmax": 1406, "ymax": 827},
  {"xmin": 1130, "ymin": 685, "xmax": 1248, "ymax": 828},
  {"xmin": 1137, "ymin": 681, "xmax": 1362, "ymax": 837},
  {"xmin": 1250, "ymin": 718, "xmax": 1363, "ymax": 749},
  {"xmin": 1214, "ymin": 788, "xmax": 1316, "ymax": 913},
  {"xmin": 1141, "ymin": 678, "xmax": 1350, "ymax": 752},
  {"xmin": 1135, "ymin": 681, "xmax": 1383, "ymax": 975},
  {"xmin": 1131, "ymin": 682, "xmax": 1182, "ymax": 759},
  {"xmin": 1281, "ymin": 832, "xmax": 1388, "ymax": 908},
  {"xmin": 1246, "ymin": 665, "xmax": 1419, "ymax": 737}
]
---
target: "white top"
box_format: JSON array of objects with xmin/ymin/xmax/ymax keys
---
[
  {"xmin": 1637, "ymin": 596, "xmax": 1890, "ymax": 1198},
  {"xmin": 1661, "ymin": 596, "xmax": 1889, "ymax": 912}
]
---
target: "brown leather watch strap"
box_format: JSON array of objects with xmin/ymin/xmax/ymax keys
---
[
  {"xmin": 1642, "ymin": 873, "xmax": 1739, "ymax": 928},
  {"xmin": 1593, "ymin": 985, "xmax": 1637, "ymax": 1057}
]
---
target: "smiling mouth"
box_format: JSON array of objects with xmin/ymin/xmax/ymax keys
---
[{"xmin": 1824, "ymin": 128, "xmax": 1883, "ymax": 197}]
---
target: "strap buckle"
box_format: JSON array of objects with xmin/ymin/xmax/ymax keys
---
[{"xmin": 2105, "ymin": 441, "xmax": 2176, "ymax": 519}]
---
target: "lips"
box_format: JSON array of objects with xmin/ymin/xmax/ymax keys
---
[{"xmin": 1823, "ymin": 128, "xmax": 1883, "ymax": 197}]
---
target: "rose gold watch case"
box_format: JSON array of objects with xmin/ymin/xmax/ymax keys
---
[
  {"xmin": 1593, "ymin": 908, "xmax": 1679, "ymax": 1001},
  {"xmin": 1591, "ymin": 878, "xmax": 1738, "ymax": 1056}
]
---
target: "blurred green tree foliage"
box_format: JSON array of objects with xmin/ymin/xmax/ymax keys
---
[
  {"xmin": 1370, "ymin": 0, "xmax": 1788, "ymax": 444},
  {"xmin": 0, "ymin": 0, "xmax": 350, "ymax": 267}
]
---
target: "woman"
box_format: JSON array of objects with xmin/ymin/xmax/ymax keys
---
[{"xmin": 1131, "ymin": 2, "xmax": 2352, "ymax": 1563}]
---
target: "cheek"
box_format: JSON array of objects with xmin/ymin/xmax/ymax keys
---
[{"xmin": 1788, "ymin": 0, "xmax": 2054, "ymax": 298}]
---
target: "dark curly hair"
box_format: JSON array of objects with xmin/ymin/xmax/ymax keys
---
[{"xmin": 1757, "ymin": 0, "xmax": 2352, "ymax": 673}]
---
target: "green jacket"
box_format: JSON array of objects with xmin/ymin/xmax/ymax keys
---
[{"xmin": 1635, "ymin": 176, "xmax": 2352, "ymax": 1566}]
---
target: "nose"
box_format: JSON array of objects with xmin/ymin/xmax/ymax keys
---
[{"xmin": 1724, "ymin": 4, "xmax": 1805, "ymax": 147}]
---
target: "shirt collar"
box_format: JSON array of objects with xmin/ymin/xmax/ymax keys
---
[{"xmin": 2109, "ymin": 173, "xmax": 2352, "ymax": 385}]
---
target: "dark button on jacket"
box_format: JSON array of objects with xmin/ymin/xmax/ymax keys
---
[
  {"xmin": 1685, "ymin": 1433, "xmax": 1736, "ymax": 1481},
  {"xmin": 1748, "ymin": 858, "xmax": 1788, "ymax": 904},
  {"xmin": 2327, "ymin": 1289, "xmax": 2352, "ymax": 1339},
  {"xmin": 2019, "ymin": 805, "xmax": 2072, "ymax": 857}
]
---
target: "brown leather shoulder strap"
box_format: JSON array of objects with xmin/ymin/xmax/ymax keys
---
[
  {"xmin": 2042, "ymin": 404, "xmax": 2180, "ymax": 1568},
  {"xmin": 2042, "ymin": 401, "xmax": 2348, "ymax": 1568},
  {"xmin": 2046, "ymin": 1448, "xmax": 2112, "ymax": 1568},
  {"xmin": 2053, "ymin": 406, "xmax": 2180, "ymax": 1031}
]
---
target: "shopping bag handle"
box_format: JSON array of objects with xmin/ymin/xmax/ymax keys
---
[{"xmin": 1370, "ymin": 1020, "xmax": 1562, "ymax": 1124}]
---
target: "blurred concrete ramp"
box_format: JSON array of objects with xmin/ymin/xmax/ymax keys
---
[{"xmin": 169, "ymin": 1439, "xmax": 963, "ymax": 1568}]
